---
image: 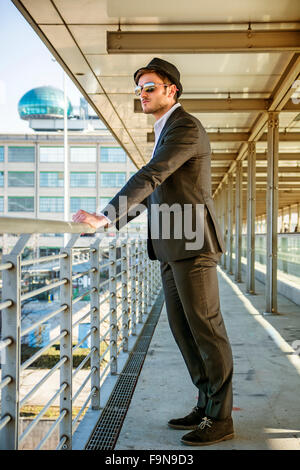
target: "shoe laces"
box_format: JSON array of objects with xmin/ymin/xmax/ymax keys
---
[{"xmin": 197, "ymin": 416, "xmax": 213, "ymax": 430}]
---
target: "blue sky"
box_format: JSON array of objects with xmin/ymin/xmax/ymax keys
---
[{"xmin": 0, "ymin": 0, "xmax": 83, "ymax": 133}]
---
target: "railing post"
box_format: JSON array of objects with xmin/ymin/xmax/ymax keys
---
[
  {"xmin": 109, "ymin": 241, "xmax": 117, "ymax": 375},
  {"xmin": 59, "ymin": 243, "xmax": 74, "ymax": 450},
  {"xmin": 121, "ymin": 240, "xmax": 129, "ymax": 353},
  {"xmin": 129, "ymin": 240, "xmax": 137, "ymax": 336},
  {"xmin": 0, "ymin": 234, "xmax": 31, "ymax": 450},
  {"xmin": 90, "ymin": 239, "xmax": 101, "ymax": 410},
  {"xmin": 137, "ymin": 239, "xmax": 143, "ymax": 323},
  {"xmin": 146, "ymin": 244, "xmax": 151, "ymax": 312}
]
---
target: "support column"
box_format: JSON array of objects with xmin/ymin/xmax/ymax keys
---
[
  {"xmin": 221, "ymin": 186, "xmax": 227, "ymax": 269},
  {"xmin": 246, "ymin": 142, "xmax": 256, "ymax": 294},
  {"xmin": 265, "ymin": 112, "xmax": 279, "ymax": 314},
  {"xmin": 226, "ymin": 174, "xmax": 233, "ymax": 274},
  {"xmin": 288, "ymin": 205, "xmax": 292, "ymax": 232},
  {"xmin": 235, "ymin": 161, "xmax": 243, "ymax": 282}
]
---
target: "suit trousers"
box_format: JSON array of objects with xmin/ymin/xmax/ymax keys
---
[{"xmin": 160, "ymin": 252, "xmax": 233, "ymax": 419}]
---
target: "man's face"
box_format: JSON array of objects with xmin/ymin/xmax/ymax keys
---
[{"xmin": 137, "ymin": 72, "xmax": 176, "ymax": 118}]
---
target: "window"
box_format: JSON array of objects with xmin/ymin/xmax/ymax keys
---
[
  {"xmin": 70, "ymin": 172, "xmax": 96, "ymax": 187},
  {"xmin": 0, "ymin": 171, "xmax": 3, "ymax": 187},
  {"xmin": 0, "ymin": 196, "xmax": 3, "ymax": 212},
  {"xmin": 8, "ymin": 197, "xmax": 34, "ymax": 212},
  {"xmin": 0, "ymin": 147, "xmax": 4, "ymax": 162},
  {"xmin": 8, "ymin": 146, "xmax": 35, "ymax": 162},
  {"xmin": 40, "ymin": 197, "xmax": 64, "ymax": 212},
  {"xmin": 100, "ymin": 172, "xmax": 126, "ymax": 188},
  {"xmin": 40, "ymin": 172, "xmax": 64, "ymax": 187},
  {"xmin": 99, "ymin": 197, "xmax": 111, "ymax": 211},
  {"xmin": 8, "ymin": 172, "xmax": 34, "ymax": 187},
  {"xmin": 130, "ymin": 171, "xmax": 137, "ymax": 178},
  {"xmin": 100, "ymin": 147, "xmax": 126, "ymax": 162},
  {"xmin": 40, "ymin": 146, "xmax": 64, "ymax": 162},
  {"xmin": 70, "ymin": 147, "xmax": 96, "ymax": 163},
  {"xmin": 70, "ymin": 197, "xmax": 96, "ymax": 213}
]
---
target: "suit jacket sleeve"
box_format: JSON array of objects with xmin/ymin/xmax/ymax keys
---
[{"xmin": 101, "ymin": 117, "xmax": 200, "ymax": 230}]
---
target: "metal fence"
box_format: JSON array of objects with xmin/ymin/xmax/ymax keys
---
[{"xmin": 0, "ymin": 217, "xmax": 161, "ymax": 450}]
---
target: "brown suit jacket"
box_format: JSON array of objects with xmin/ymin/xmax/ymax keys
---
[{"xmin": 102, "ymin": 106, "xmax": 225, "ymax": 261}]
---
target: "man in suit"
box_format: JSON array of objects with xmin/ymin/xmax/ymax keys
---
[{"xmin": 73, "ymin": 58, "xmax": 234, "ymax": 446}]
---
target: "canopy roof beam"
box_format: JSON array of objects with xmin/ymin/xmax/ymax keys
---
[{"xmin": 107, "ymin": 30, "xmax": 300, "ymax": 54}]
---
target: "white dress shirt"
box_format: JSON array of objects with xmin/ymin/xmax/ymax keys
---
[
  {"xmin": 151, "ymin": 102, "xmax": 181, "ymax": 158},
  {"xmin": 97, "ymin": 102, "xmax": 181, "ymax": 223}
]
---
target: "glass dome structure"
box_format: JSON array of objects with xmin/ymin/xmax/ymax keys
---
[{"xmin": 18, "ymin": 86, "xmax": 73, "ymax": 120}]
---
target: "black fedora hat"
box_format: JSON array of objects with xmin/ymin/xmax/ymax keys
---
[{"xmin": 134, "ymin": 57, "xmax": 183, "ymax": 98}]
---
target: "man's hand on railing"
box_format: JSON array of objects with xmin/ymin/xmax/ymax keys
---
[{"xmin": 72, "ymin": 210, "xmax": 112, "ymax": 230}]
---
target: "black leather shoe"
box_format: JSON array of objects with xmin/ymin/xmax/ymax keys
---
[
  {"xmin": 181, "ymin": 416, "xmax": 234, "ymax": 446},
  {"xmin": 168, "ymin": 406, "xmax": 205, "ymax": 430}
]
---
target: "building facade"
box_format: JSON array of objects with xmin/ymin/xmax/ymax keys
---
[{"xmin": 0, "ymin": 132, "xmax": 146, "ymax": 254}]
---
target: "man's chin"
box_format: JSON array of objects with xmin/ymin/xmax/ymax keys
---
[{"xmin": 142, "ymin": 104, "xmax": 153, "ymax": 114}]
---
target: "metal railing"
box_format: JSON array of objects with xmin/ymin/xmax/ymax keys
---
[{"xmin": 0, "ymin": 216, "xmax": 161, "ymax": 450}]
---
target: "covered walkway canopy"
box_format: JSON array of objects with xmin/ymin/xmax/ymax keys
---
[{"xmin": 12, "ymin": 0, "xmax": 300, "ymax": 312}]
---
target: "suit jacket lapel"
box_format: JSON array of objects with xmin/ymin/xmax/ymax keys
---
[{"xmin": 153, "ymin": 106, "xmax": 185, "ymax": 157}]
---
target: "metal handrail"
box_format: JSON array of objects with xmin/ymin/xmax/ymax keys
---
[
  {"xmin": 72, "ymin": 348, "xmax": 96, "ymax": 378},
  {"xmin": 21, "ymin": 304, "xmax": 68, "ymax": 337},
  {"xmin": 0, "ymin": 262, "xmax": 13, "ymax": 271},
  {"xmin": 21, "ymin": 253, "xmax": 68, "ymax": 266},
  {"xmin": 0, "ymin": 216, "xmax": 96, "ymax": 234},
  {"xmin": 0, "ymin": 225, "xmax": 161, "ymax": 450},
  {"xmin": 20, "ymin": 357, "xmax": 68, "ymax": 408},
  {"xmin": 21, "ymin": 279, "xmax": 68, "ymax": 302},
  {"xmin": 35, "ymin": 410, "xmax": 67, "ymax": 451},
  {"xmin": 0, "ymin": 300, "xmax": 13, "ymax": 310},
  {"xmin": 72, "ymin": 307, "xmax": 95, "ymax": 330},
  {"xmin": 72, "ymin": 367, "xmax": 96, "ymax": 403},
  {"xmin": 0, "ymin": 376, "xmax": 12, "ymax": 392},
  {"xmin": 72, "ymin": 386, "xmax": 97, "ymax": 429},
  {"xmin": 20, "ymin": 331, "xmax": 68, "ymax": 372},
  {"xmin": 19, "ymin": 383, "xmax": 68, "ymax": 445}
]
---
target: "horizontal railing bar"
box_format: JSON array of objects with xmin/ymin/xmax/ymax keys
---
[
  {"xmin": 72, "ymin": 348, "xmax": 95, "ymax": 378},
  {"xmin": 0, "ymin": 375, "xmax": 12, "ymax": 391},
  {"xmin": 0, "ymin": 216, "xmax": 97, "ymax": 234},
  {"xmin": 99, "ymin": 344, "xmax": 110, "ymax": 363},
  {"xmin": 56, "ymin": 435, "xmax": 68, "ymax": 451},
  {"xmin": 0, "ymin": 300, "xmax": 13, "ymax": 310},
  {"xmin": 0, "ymin": 414, "xmax": 11, "ymax": 432},
  {"xmin": 99, "ymin": 278, "xmax": 110, "ymax": 289},
  {"xmin": 72, "ymin": 269, "xmax": 95, "ymax": 281},
  {"xmin": 99, "ymin": 361, "xmax": 110, "ymax": 381},
  {"xmin": 20, "ymin": 331, "xmax": 67, "ymax": 372},
  {"xmin": 100, "ymin": 260, "xmax": 115, "ymax": 269},
  {"xmin": 19, "ymin": 382, "xmax": 67, "ymax": 445},
  {"xmin": 21, "ymin": 305, "xmax": 68, "ymax": 337},
  {"xmin": 72, "ymin": 287, "xmax": 97, "ymax": 305},
  {"xmin": 0, "ymin": 337, "xmax": 13, "ymax": 352},
  {"xmin": 100, "ymin": 311, "xmax": 110, "ymax": 324},
  {"xmin": 72, "ymin": 386, "xmax": 97, "ymax": 428},
  {"xmin": 99, "ymin": 294, "xmax": 110, "ymax": 306},
  {"xmin": 100, "ymin": 328, "xmax": 110, "ymax": 342},
  {"xmin": 21, "ymin": 279, "xmax": 67, "ymax": 302},
  {"xmin": 72, "ymin": 307, "xmax": 95, "ymax": 330},
  {"xmin": 72, "ymin": 327, "xmax": 96, "ymax": 352},
  {"xmin": 21, "ymin": 253, "xmax": 68, "ymax": 267},
  {"xmin": 20, "ymin": 356, "xmax": 68, "ymax": 408},
  {"xmin": 116, "ymin": 338, "xmax": 126, "ymax": 356},
  {"xmin": 0, "ymin": 262, "xmax": 13, "ymax": 272},
  {"xmin": 35, "ymin": 410, "xmax": 67, "ymax": 450},
  {"xmin": 72, "ymin": 367, "xmax": 96, "ymax": 403}
]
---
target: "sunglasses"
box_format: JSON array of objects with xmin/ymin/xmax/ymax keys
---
[{"xmin": 135, "ymin": 81, "xmax": 176, "ymax": 96}]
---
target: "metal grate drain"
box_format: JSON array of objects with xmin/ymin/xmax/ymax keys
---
[{"xmin": 85, "ymin": 289, "xmax": 164, "ymax": 450}]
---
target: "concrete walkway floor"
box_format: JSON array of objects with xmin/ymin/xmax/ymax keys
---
[{"xmin": 115, "ymin": 266, "xmax": 300, "ymax": 450}]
